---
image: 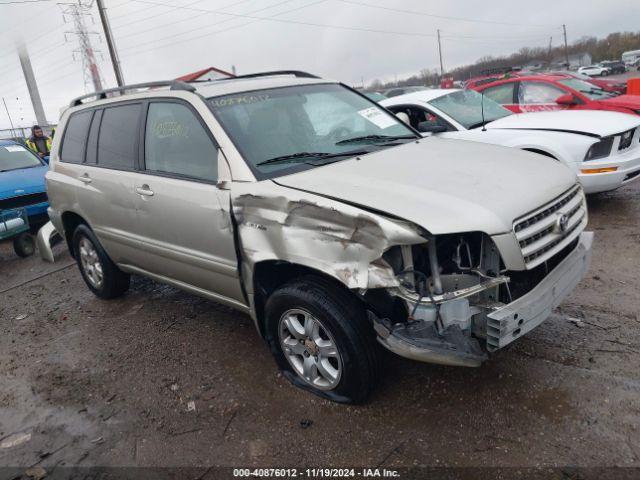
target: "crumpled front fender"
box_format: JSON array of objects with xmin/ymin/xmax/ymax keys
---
[{"xmin": 230, "ymin": 182, "xmax": 426, "ymax": 292}]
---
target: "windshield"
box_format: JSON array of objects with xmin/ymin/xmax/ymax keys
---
[
  {"xmin": 208, "ymin": 83, "xmax": 416, "ymax": 179},
  {"xmin": 0, "ymin": 143, "xmax": 43, "ymax": 172},
  {"xmin": 558, "ymin": 78, "xmax": 616, "ymax": 100},
  {"xmin": 428, "ymin": 89, "xmax": 512, "ymax": 129}
]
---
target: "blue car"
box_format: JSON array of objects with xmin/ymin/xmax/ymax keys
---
[{"xmin": 0, "ymin": 140, "xmax": 49, "ymax": 256}]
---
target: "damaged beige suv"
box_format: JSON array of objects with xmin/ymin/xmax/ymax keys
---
[{"xmin": 40, "ymin": 71, "xmax": 593, "ymax": 403}]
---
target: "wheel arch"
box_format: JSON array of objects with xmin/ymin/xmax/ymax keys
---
[
  {"xmin": 60, "ymin": 211, "xmax": 90, "ymax": 258},
  {"xmin": 251, "ymin": 260, "xmax": 363, "ymax": 338}
]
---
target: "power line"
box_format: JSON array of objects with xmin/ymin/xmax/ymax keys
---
[
  {"xmin": 121, "ymin": 0, "xmax": 437, "ymax": 57},
  {"xmin": 440, "ymin": 32, "xmax": 559, "ymax": 40},
  {"xmin": 121, "ymin": 0, "xmax": 328, "ymax": 58},
  {"xmin": 119, "ymin": 0, "xmax": 298, "ymax": 49},
  {"xmin": 113, "ymin": 0, "xmax": 238, "ymax": 30},
  {"xmin": 116, "ymin": 0, "xmax": 258, "ymax": 40},
  {"xmin": 334, "ymin": 0, "xmax": 555, "ymax": 28},
  {"xmin": 0, "ymin": 21, "xmax": 65, "ymax": 62},
  {"xmin": 0, "ymin": 0, "xmax": 51, "ymax": 4}
]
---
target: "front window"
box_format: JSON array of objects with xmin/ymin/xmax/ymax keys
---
[
  {"xmin": 518, "ymin": 81, "xmax": 566, "ymax": 104},
  {"xmin": 0, "ymin": 143, "xmax": 42, "ymax": 172},
  {"xmin": 428, "ymin": 89, "xmax": 511, "ymax": 129},
  {"xmin": 558, "ymin": 78, "xmax": 616, "ymax": 100},
  {"xmin": 208, "ymin": 83, "xmax": 416, "ymax": 179}
]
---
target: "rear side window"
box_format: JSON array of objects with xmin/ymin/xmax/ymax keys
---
[
  {"xmin": 482, "ymin": 83, "xmax": 515, "ymax": 105},
  {"xmin": 85, "ymin": 109, "xmax": 103, "ymax": 165},
  {"xmin": 98, "ymin": 104, "xmax": 141, "ymax": 169},
  {"xmin": 144, "ymin": 102, "xmax": 218, "ymax": 182},
  {"xmin": 60, "ymin": 110, "xmax": 93, "ymax": 163}
]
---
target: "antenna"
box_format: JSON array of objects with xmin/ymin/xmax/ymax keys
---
[{"xmin": 480, "ymin": 90, "xmax": 487, "ymax": 131}]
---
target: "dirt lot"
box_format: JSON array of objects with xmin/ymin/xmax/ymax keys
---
[{"xmin": 1, "ymin": 181, "xmax": 639, "ymax": 477}]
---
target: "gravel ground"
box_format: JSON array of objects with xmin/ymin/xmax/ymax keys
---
[{"xmin": 1, "ymin": 181, "xmax": 639, "ymax": 478}]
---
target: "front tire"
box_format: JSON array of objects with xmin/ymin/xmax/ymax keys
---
[
  {"xmin": 72, "ymin": 224, "xmax": 130, "ymax": 299},
  {"xmin": 264, "ymin": 275, "xmax": 379, "ymax": 404},
  {"xmin": 13, "ymin": 232, "xmax": 35, "ymax": 257}
]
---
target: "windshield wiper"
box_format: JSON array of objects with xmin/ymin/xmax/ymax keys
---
[
  {"xmin": 335, "ymin": 134, "xmax": 416, "ymax": 145},
  {"xmin": 256, "ymin": 150, "xmax": 369, "ymax": 167}
]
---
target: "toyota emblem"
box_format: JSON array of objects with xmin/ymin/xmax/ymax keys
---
[{"xmin": 557, "ymin": 214, "xmax": 569, "ymax": 233}]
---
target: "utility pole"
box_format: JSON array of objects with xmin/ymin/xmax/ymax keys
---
[
  {"xmin": 15, "ymin": 39, "xmax": 48, "ymax": 126},
  {"xmin": 2, "ymin": 97, "xmax": 17, "ymax": 138},
  {"xmin": 437, "ymin": 29, "xmax": 444, "ymax": 77},
  {"xmin": 96, "ymin": 0, "xmax": 124, "ymax": 87},
  {"xmin": 562, "ymin": 24, "xmax": 569, "ymax": 66},
  {"xmin": 548, "ymin": 36, "xmax": 553, "ymax": 60}
]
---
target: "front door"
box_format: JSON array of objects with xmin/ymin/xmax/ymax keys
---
[{"xmin": 133, "ymin": 100, "xmax": 244, "ymax": 304}]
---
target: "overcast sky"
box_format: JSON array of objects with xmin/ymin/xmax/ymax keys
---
[{"xmin": 0, "ymin": 0, "xmax": 638, "ymax": 129}]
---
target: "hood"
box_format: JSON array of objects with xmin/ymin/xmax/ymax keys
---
[
  {"xmin": 486, "ymin": 110, "xmax": 640, "ymax": 137},
  {"xmin": 0, "ymin": 165, "xmax": 48, "ymax": 201},
  {"xmin": 275, "ymin": 138, "xmax": 577, "ymax": 236},
  {"xmin": 598, "ymin": 94, "xmax": 640, "ymax": 112},
  {"xmin": 590, "ymin": 78, "xmax": 626, "ymax": 88}
]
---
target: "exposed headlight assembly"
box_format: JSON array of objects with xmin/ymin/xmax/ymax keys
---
[{"xmin": 584, "ymin": 137, "xmax": 614, "ymax": 161}]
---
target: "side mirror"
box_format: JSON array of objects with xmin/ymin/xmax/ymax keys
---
[
  {"xmin": 555, "ymin": 94, "xmax": 577, "ymax": 106},
  {"xmin": 417, "ymin": 121, "xmax": 447, "ymax": 133}
]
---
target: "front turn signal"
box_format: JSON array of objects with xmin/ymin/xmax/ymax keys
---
[{"xmin": 580, "ymin": 167, "xmax": 618, "ymax": 174}]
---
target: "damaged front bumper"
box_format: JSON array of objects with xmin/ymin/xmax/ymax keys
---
[
  {"xmin": 485, "ymin": 231, "xmax": 593, "ymax": 351},
  {"xmin": 373, "ymin": 231, "xmax": 593, "ymax": 367},
  {"xmin": 36, "ymin": 220, "xmax": 60, "ymax": 263}
]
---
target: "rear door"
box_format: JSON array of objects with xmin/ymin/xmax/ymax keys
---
[
  {"xmin": 515, "ymin": 81, "xmax": 567, "ymax": 112},
  {"xmin": 132, "ymin": 99, "xmax": 244, "ymax": 304},
  {"xmin": 70, "ymin": 102, "xmax": 148, "ymax": 265}
]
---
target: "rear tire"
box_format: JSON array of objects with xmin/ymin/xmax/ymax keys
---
[
  {"xmin": 264, "ymin": 275, "xmax": 379, "ymax": 404},
  {"xmin": 13, "ymin": 232, "xmax": 35, "ymax": 257},
  {"xmin": 72, "ymin": 224, "xmax": 130, "ymax": 299}
]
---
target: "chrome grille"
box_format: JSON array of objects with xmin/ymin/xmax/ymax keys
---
[{"xmin": 513, "ymin": 185, "xmax": 587, "ymax": 269}]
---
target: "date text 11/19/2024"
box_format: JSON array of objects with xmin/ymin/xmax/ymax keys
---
[{"xmin": 233, "ymin": 468, "xmax": 401, "ymax": 478}]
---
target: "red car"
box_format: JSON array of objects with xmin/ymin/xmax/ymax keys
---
[
  {"xmin": 548, "ymin": 71, "xmax": 627, "ymax": 94},
  {"xmin": 467, "ymin": 73, "xmax": 640, "ymax": 116}
]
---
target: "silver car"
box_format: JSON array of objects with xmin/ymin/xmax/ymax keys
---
[{"xmin": 40, "ymin": 71, "xmax": 593, "ymax": 403}]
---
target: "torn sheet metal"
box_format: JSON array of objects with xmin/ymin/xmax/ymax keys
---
[{"xmin": 230, "ymin": 182, "xmax": 426, "ymax": 292}]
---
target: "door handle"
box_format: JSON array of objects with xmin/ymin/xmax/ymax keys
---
[
  {"xmin": 79, "ymin": 173, "xmax": 92, "ymax": 184},
  {"xmin": 135, "ymin": 185, "xmax": 154, "ymax": 197}
]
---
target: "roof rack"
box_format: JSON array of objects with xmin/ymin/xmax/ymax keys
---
[
  {"xmin": 69, "ymin": 80, "xmax": 196, "ymax": 107},
  {"xmin": 69, "ymin": 71, "xmax": 320, "ymax": 107},
  {"xmin": 227, "ymin": 70, "xmax": 321, "ymax": 80}
]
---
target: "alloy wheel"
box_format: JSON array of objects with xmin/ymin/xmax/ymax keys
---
[
  {"xmin": 78, "ymin": 236, "xmax": 103, "ymax": 289},
  {"xmin": 278, "ymin": 308, "xmax": 343, "ymax": 390}
]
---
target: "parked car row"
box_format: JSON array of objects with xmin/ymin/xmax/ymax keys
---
[
  {"xmin": 380, "ymin": 89, "xmax": 640, "ymax": 194},
  {"xmin": 34, "ymin": 71, "xmax": 598, "ymax": 403},
  {"xmin": 467, "ymin": 72, "xmax": 640, "ymax": 115}
]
